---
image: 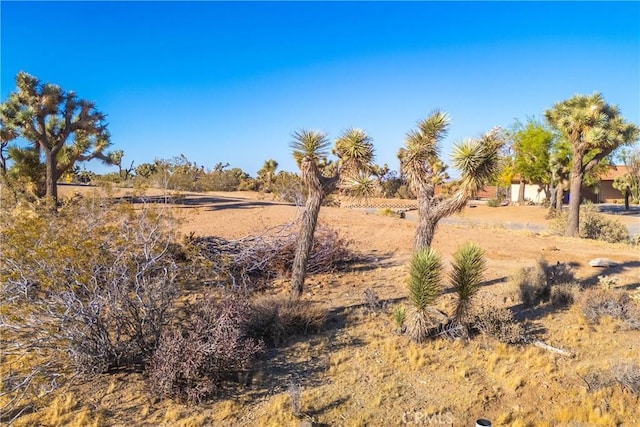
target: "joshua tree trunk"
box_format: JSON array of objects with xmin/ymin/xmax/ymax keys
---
[
  {"xmin": 290, "ymin": 157, "xmax": 338, "ymax": 298},
  {"xmin": 555, "ymin": 184, "xmax": 564, "ymax": 212},
  {"xmin": 43, "ymin": 146, "xmax": 61, "ymax": 208},
  {"xmin": 624, "ymin": 188, "xmax": 630, "ymax": 210},
  {"xmin": 566, "ymin": 153, "xmax": 585, "ymax": 237},
  {"xmin": 414, "ymin": 183, "xmax": 468, "ymax": 251}
]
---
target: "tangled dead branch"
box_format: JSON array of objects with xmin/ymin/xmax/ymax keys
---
[{"xmin": 186, "ymin": 221, "xmax": 355, "ymax": 293}]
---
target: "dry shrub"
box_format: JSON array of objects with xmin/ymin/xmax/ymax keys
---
[
  {"xmin": 513, "ymin": 259, "xmax": 575, "ymax": 307},
  {"xmin": 550, "ymin": 204, "xmax": 629, "ymax": 243},
  {"xmin": 612, "ymin": 362, "xmax": 640, "ymax": 395},
  {"xmin": 581, "ymin": 288, "xmax": 640, "ymax": 330},
  {"xmin": 247, "ymin": 295, "xmax": 326, "ymax": 346},
  {"xmin": 147, "ymin": 297, "xmax": 264, "ymax": 404},
  {"xmin": 581, "ymin": 362, "xmax": 640, "ymax": 396},
  {"xmin": 363, "ymin": 287, "xmax": 383, "ymax": 312},
  {"xmin": 1, "ymin": 194, "xmax": 181, "ymax": 420},
  {"xmin": 512, "ymin": 260, "xmax": 549, "ymax": 307},
  {"xmin": 550, "ymin": 283, "xmax": 579, "ymax": 308},
  {"xmin": 466, "ymin": 303, "xmax": 526, "ymax": 344},
  {"xmin": 188, "ymin": 223, "xmax": 353, "ymax": 292}
]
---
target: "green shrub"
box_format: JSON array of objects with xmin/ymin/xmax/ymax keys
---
[
  {"xmin": 486, "ymin": 198, "xmax": 499, "ymax": 207},
  {"xmin": 392, "ymin": 305, "xmax": 407, "ymax": 332}
]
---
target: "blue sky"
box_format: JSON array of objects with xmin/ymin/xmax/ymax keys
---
[{"xmin": 2, "ymin": 1, "xmax": 639, "ymax": 176}]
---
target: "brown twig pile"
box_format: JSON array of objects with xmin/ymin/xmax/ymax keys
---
[{"xmin": 187, "ymin": 221, "xmax": 355, "ymax": 292}]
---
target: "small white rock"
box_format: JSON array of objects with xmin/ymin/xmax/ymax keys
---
[{"xmin": 589, "ymin": 258, "xmax": 618, "ymax": 267}]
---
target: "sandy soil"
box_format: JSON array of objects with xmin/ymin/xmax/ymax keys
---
[{"xmin": 35, "ymin": 185, "xmax": 640, "ymax": 426}]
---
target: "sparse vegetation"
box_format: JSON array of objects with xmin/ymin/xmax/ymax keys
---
[
  {"xmin": 187, "ymin": 223, "xmax": 354, "ymax": 292},
  {"xmin": 512, "ymin": 258, "xmax": 576, "ymax": 307},
  {"xmin": 0, "ymin": 192, "xmax": 182, "ymax": 419},
  {"xmin": 580, "ymin": 288, "xmax": 640, "ymax": 330}
]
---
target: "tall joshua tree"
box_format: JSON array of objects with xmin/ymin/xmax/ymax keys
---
[
  {"xmin": 398, "ymin": 110, "xmax": 503, "ymax": 250},
  {"xmin": 545, "ymin": 93, "xmax": 639, "ymax": 237},
  {"xmin": 290, "ymin": 128, "xmax": 374, "ymax": 298},
  {"xmin": 0, "ymin": 72, "xmax": 112, "ymax": 206}
]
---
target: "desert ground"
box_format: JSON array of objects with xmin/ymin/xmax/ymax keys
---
[{"xmin": 12, "ymin": 186, "xmax": 640, "ymax": 426}]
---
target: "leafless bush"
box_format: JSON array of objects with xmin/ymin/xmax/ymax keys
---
[
  {"xmin": 581, "ymin": 288, "xmax": 640, "ymax": 330},
  {"xmin": 580, "ymin": 362, "xmax": 640, "ymax": 396},
  {"xmin": 287, "ymin": 383, "xmax": 303, "ymax": 416},
  {"xmin": 247, "ymin": 295, "xmax": 326, "ymax": 346},
  {"xmin": 466, "ymin": 303, "xmax": 526, "ymax": 344},
  {"xmin": 188, "ymin": 222, "xmax": 354, "ymax": 293},
  {"xmin": 147, "ymin": 297, "xmax": 264, "ymax": 404},
  {"xmin": 612, "ymin": 362, "xmax": 640, "ymax": 395},
  {"xmin": 363, "ymin": 287, "xmax": 383, "ymax": 312},
  {"xmin": 0, "ymin": 195, "xmax": 181, "ymax": 419}
]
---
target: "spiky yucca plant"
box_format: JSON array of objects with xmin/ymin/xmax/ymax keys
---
[
  {"xmin": 450, "ymin": 242, "xmax": 486, "ymax": 326},
  {"xmin": 407, "ymin": 247, "xmax": 443, "ymax": 342}
]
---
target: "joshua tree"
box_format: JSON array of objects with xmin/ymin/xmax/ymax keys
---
[
  {"xmin": 258, "ymin": 158, "xmax": 279, "ymax": 192},
  {"xmin": 0, "ymin": 115, "xmax": 17, "ymax": 176},
  {"xmin": 289, "ymin": 128, "xmax": 374, "ymax": 298},
  {"xmin": 450, "ymin": 242, "xmax": 486, "ymax": 329},
  {"xmin": 0, "ymin": 72, "xmax": 112, "ymax": 206},
  {"xmin": 545, "ymin": 93, "xmax": 639, "ymax": 237},
  {"xmin": 398, "ymin": 110, "xmax": 503, "ymax": 250},
  {"xmin": 406, "ymin": 247, "xmax": 443, "ymax": 342}
]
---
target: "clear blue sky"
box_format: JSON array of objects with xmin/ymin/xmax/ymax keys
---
[{"xmin": 2, "ymin": 1, "xmax": 639, "ymax": 176}]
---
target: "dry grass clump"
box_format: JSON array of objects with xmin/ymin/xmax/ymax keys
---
[
  {"xmin": 513, "ymin": 259, "xmax": 575, "ymax": 307},
  {"xmin": 580, "ymin": 288, "xmax": 640, "ymax": 330},
  {"xmin": 247, "ymin": 295, "xmax": 326, "ymax": 346},
  {"xmin": 550, "ymin": 283, "xmax": 579, "ymax": 308},
  {"xmin": 466, "ymin": 303, "xmax": 526, "ymax": 344},
  {"xmin": 187, "ymin": 223, "xmax": 354, "ymax": 292},
  {"xmin": 512, "ymin": 259, "xmax": 549, "ymax": 306}
]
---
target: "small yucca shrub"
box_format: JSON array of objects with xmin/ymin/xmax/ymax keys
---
[
  {"xmin": 392, "ymin": 305, "xmax": 407, "ymax": 332},
  {"xmin": 407, "ymin": 248, "xmax": 443, "ymax": 342},
  {"xmin": 450, "ymin": 242, "xmax": 486, "ymax": 324}
]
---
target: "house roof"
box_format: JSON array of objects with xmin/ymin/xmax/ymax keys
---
[
  {"xmin": 600, "ymin": 165, "xmax": 629, "ymax": 181},
  {"xmin": 510, "ymin": 165, "xmax": 629, "ymax": 183}
]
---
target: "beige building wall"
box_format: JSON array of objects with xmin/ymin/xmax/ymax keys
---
[{"xmin": 510, "ymin": 183, "xmax": 547, "ymax": 204}]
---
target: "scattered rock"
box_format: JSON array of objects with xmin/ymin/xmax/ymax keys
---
[
  {"xmin": 589, "ymin": 258, "xmax": 618, "ymax": 268},
  {"xmin": 544, "ymin": 246, "xmax": 560, "ymax": 252}
]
